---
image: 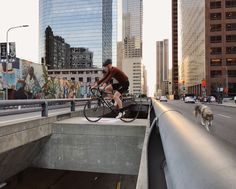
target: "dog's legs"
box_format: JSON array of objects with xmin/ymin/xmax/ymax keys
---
[
  {"xmin": 205, "ymin": 121, "xmax": 210, "ymax": 132},
  {"xmin": 201, "ymin": 117, "xmax": 205, "ymax": 126}
]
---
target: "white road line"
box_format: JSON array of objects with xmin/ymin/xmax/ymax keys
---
[{"xmin": 216, "ymin": 114, "xmax": 232, "ymax": 119}]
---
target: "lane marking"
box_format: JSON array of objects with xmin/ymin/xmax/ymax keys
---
[{"xmin": 216, "ymin": 114, "xmax": 232, "ymax": 119}]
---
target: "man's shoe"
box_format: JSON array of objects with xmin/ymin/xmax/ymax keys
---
[{"xmin": 116, "ymin": 112, "xmax": 123, "ymax": 119}]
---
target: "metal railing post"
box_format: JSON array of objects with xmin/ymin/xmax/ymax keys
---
[
  {"xmin": 71, "ymin": 100, "xmax": 75, "ymax": 111},
  {"xmin": 88, "ymin": 100, "xmax": 91, "ymax": 108},
  {"xmin": 41, "ymin": 101, "xmax": 48, "ymax": 117}
]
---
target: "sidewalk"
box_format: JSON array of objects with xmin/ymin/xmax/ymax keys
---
[{"xmin": 209, "ymin": 100, "xmax": 236, "ymax": 108}]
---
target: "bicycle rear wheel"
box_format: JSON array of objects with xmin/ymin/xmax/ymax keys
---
[
  {"xmin": 83, "ymin": 98, "xmax": 105, "ymax": 122},
  {"xmin": 120, "ymin": 98, "xmax": 140, "ymax": 122}
]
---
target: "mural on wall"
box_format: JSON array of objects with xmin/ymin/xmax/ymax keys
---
[{"xmin": 0, "ymin": 58, "xmax": 81, "ymax": 99}]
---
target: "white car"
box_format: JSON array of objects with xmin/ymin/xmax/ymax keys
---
[
  {"xmin": 210, "ymin": 96, "xmax": 216, "ymax": 102},
  {"xmin": 160, "ymin": 96, "xmax": 168, "ymax": 102},
  {"xmin": 184, "ymin": 96, "xmax": 195, "ymax": 103}
]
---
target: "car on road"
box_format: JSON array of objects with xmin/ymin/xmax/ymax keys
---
[
  {"xmin": 160, "ymin": 96, "xmax": 168, "ymax": 102},
  {"xmin": 210, "ymin": 96, "xmax": 216, "ymax": 102},
  {"xmin": 156, "ymin": 96, "xmax": 160, "ymax": 100},
  {"xmin": 184, "ymin": 96, "xmax": 195, "ymax": 103}
]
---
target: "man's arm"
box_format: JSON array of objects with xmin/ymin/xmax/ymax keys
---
[
  {"xmin": 97, "ymin": 71, "xmax": 110, "ymax": 85},
  {"xmin": 91, "ymin": 71, "xmax": 110, "ymax": 89}
]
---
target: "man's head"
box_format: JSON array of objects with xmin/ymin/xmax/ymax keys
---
[{"xmin": 103, "ymin": 59, "xmax": 112, "ymax": 72}]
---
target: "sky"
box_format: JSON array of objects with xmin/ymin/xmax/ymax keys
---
[{"xmin": 0, "ymin": 0, "xmax": 172, "ymax": 96}]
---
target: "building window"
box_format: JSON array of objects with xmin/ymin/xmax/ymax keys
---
[
  {"xmin": 226, "ymin": 46, "xmax": 236, "ymax": 54},
  {"xmin": 226, "ymin": 0, "xmax": 236, "ymax": 8},
  {"xmin": 210, "ymin": 13, "xmax": 221, "ymax": 20},
  {"xmin": 229, "ymin": 82, "xmax": 236, "ymax": 94},
  {"xmin": 226, "ymin": 58, "xmax": 236, "ymax": 65},
  {"xmin": 210, "ymin": 1, "xmax": 221, "ymax": 9},
  {"xmin": 211, "ymin": 70, "xmax": 222, "ymax": 78},
  {"xmin": 87, "ymin": 77, "xmax": 91, "ymax": 82},
  {"xmin": 210, "ymin": 36, "xmax": 222, "ymax": 43},
  {"xmin": 210, "ymin": 24, "xmax": 222, "ymax": 32},
  {"xmin": 79, "ymin": 77, "xmax": 83, "ymax": 82},
  {"xmin": 228, "ymin": 70, "xmax": 236, "ymax": 77},
  {"xmin": 226, "ymin": 23, "xmax": 236, "ymax": 31},
  {"xmin": 210, "ymin": 47, "xmax": 222, "ymax": 55},
  {"xmin": 226, "ymin": 12, "xmax": 236, "ymax": 19},
  {"xmin": 210, "ymin": 59, "xmax": 222, "ymax": 66},
  {"xmin": 226, "ymin": 35, "xmax": 236, "ymax": 42}
]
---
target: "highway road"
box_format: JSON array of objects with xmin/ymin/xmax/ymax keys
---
[{"xmin": 160, "ymin": 100, "xmax": 236, "ymax": 147}]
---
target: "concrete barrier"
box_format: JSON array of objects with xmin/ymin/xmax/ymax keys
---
[
  {"xmin": 34, "ymin": 117, "xmax": 147, "ymax": 175},
  {"xmin": 149, "ymin": 99, "xmax": 236, "ymax": 189}
]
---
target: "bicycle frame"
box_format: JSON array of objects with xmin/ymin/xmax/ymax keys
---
[{"xmin": 90, "ymin": 87, "xmax": 116, "ymax": 112}]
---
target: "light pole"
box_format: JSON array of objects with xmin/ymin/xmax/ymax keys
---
[
  {"xmin": 225, "ymin": 66, "xmax": 228, "ymax": 96},
  {"xmin": 5, "ymin": 25, "xmax": 29, "ymax": 100}
]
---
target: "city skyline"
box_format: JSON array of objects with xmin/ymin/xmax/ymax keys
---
[{"xmin": 0, "ymin": 0, "xmax": 172, "ymax": 96}]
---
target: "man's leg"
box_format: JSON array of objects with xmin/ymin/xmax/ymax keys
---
[
  {"xmin": 113, "ymin": 91, "xmax": 122, "ymax": 109},
  {"xmin": 104, "ymin": 84, "xmax": 113, "ymax": 99}
]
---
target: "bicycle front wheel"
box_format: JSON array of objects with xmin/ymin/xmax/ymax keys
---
[
  {"xmin": 120, "ymin": 98, "xmax": 140, "ymax": 122},
  {"xmin": 83, "ymin": 98, "xmax": 105, "ymax": 122}
]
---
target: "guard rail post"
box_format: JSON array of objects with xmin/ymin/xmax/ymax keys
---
[
  {"xmin": 41, "ymin": 101, "xmax": 48, "ymax": 117},
  {"xmin": 71, "ymin": 100, "xmax": 75, "ymax": 111}
]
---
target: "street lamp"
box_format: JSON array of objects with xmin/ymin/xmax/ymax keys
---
[{"xmin": 5, "ymin": 25, "xmax": 29, "ymax": 100}]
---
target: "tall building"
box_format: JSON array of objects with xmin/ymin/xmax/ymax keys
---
[
  {"xmin": 172, "ymin": 0, "xmax": 179, "ymax": 97},
  {"xmin": 122, "ymin": 0, "xmax": 143, "ymax": 95},
  {"xmin": 178, "ymin": 0, "xmax": 205, "ymax": 96},
  {"xmin": 178, "ymin": 0, "xmax": 236, "ymax": 97},
  {"xmin": 206, "ymin": 0, "xmax": 236, "ymax": 97},
  {"xmin": 39, "ymin": 0, "xmax": 117, "ymax": 68},
  {"xmin": 117, "ymin": 41, "xmax": 123, "ymax": 70},
  {"xmin": 45, "ymin": 26, "xmax": 71, "ymax": 69},
  {"xmin": 156, "ymin": 40, "xmax": 169, "ymax": 96},
  {"xmin": 70, "ymin": 47, "xmax": 93, "ymax": 69}
]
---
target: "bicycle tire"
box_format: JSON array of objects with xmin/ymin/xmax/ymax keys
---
[
  {"xmin": 83, "ymin": 98, "xmax": 105, "ymax": 122},
  {"xmin": 120, "ymin": 98, "xmax": 140, "ymax": 122}
]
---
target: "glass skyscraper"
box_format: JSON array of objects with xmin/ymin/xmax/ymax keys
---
[{"xmin": 39, "ymin": 0, "xmax": 117, "ymax": 68}]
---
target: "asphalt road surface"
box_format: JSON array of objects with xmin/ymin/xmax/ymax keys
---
[{"xmin": 161, "ymin": 100, "xmax": 236, "ymax": 147}]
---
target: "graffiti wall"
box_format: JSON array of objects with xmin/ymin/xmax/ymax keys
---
[{"xmin": 0, "ymin": 58, "xmax": 82, "ymax": 99}]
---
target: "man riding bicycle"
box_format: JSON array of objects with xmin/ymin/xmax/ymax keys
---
[{"xmin": 91, "ymin": 59, "xmax": 129, "ymax": 119}]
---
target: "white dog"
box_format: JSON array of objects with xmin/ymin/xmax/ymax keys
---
[{"xmin": 194, "ymin": 104, "xmax": 214, "ymax": 131}]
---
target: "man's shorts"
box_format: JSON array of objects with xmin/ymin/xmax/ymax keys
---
[{"xmin": 112, "ymin": 80, "xmax": 129, "ymax": 94}]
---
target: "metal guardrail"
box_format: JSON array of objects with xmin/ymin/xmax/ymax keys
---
[
  {"xmin": 0, "ymin": 98, "xmax": 90, "ymax": 117},
  {"xmin": 0, "ymin": 97, "xmax": 149, "ymax": 117},
  {"xmin": 148, "ymin": 98, "xmax": 236, "ymax": 189}
]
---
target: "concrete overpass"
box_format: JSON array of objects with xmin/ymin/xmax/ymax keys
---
[{"xmin": 1, "ymin": 99, "xmax": 236, "ymax": 189}]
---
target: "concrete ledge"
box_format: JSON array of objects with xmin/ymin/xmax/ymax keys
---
[
  {"xmin": 35, "ymin": 117, "xmax": 147, "ymax": 175},
  {"xmin": 136, "ymin": 125, "xmax": 149, "ymax": 189}
]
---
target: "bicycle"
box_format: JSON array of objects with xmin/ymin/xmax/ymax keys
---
[{"xmin": 83, "ymin": 87, "xmax": 141, "ymax": 122}]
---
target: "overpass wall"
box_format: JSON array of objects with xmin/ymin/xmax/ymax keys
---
[{"xmin": 34, "ymin": 118, "xmax": 147, "ymax": 175}]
